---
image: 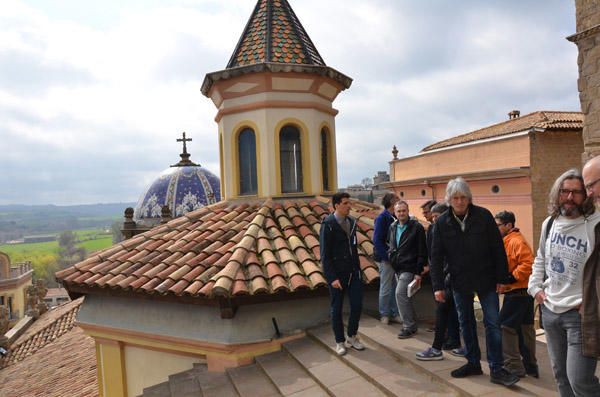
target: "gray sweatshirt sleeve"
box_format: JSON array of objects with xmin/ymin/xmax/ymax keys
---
[{"xmin": 528, "ymin": 217, "xmax": 549, "ymax": 298}]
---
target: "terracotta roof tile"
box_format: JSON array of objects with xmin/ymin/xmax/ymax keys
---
[
  {"xmin": 227, "ymin": 0, "xmax": 325, "ymax": 68},
  {"xmin": 57, "ymin": 197, "xmax": 381, "ymax": 301},
  {"xmin": 422, "ymin": 111, "xmax": 583, "ymax": 151},
  {"xmin": 0, "ymin": 301, "xmax": 97, "ymax": 397}
]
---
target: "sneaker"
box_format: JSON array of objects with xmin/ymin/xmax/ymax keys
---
[
  {"xmin": 442, "ymin": 340, "xmax": 460, "ymax": 351},
  {"xmin": 397, "ymin": 328, "xmax": 417, "ymax": 339},
  {"xmin": 380, "ymin": 316, "xmax": 389, "ymax": 325},
  {"xmin": 389, "ymin": 315, "xmax": 402, "ymax": 324},
  {"xmin": 416, "ymin": 347, "xmax": 443, "ymax": 361},
  {"xmin": 345, "ymin": 335, "xmax": 365, "ymax": 351},
  {"xmin": 450, "ymin": 362, "xmax": 483, "ymax": 378},
  {"xmin": 525, "ymin": 364, "xmax": 539, "ymax": 379},
  {"xmin": 450, "ymin": 347, "xmax": 466, "ymax": 357},
  {"xmin": 490, "ymin": 368, "xmax": 520, "ymax": 387},
  {"xmin": 335, "ymin": 342, "xmax": 347, "ymax": 356}
]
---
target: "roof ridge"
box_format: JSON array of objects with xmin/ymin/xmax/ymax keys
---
[
  {"xmin": 1, "ymin": 302, "xmax": 82, "ymax": 369},
  {"xmin": 421, "ymin": 110, "xmax": 583, "ymax": 152}
]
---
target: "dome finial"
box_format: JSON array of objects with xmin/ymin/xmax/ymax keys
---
[{"xmin": 172, "ymin": 131, "xmax": 199, "ymax": 167}]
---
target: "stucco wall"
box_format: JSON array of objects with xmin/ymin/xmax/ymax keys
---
[{"xmin": 391, "ymin": 135, "xmax": 531, "ymax": 182}]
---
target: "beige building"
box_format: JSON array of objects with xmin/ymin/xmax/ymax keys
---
[
  {"xmin": 0, "ymin": 252, "xmax": 33, "ymax": 326},
  {"xmin": 384, "ymin": 110, "xmax": 583, "ymax": 248}
]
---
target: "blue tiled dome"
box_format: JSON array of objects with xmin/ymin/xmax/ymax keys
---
[
  {"xmin": 134, "ymin": 135, "xmax": 221, "ymax": 223},
  {"xmin": 134, "ymin": 165, "xmax": 221, "ymax": 223}
]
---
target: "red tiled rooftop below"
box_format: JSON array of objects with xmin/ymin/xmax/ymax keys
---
[
  {"xmin": 422, "ymin": 111, "xmax": 583, "ymax": 152},
  {"xmin": 2, "ymin": 298, "xmax": 83, "ymax": 369},
  {"xmin": 56, "ymin": 197, "xmax": 381, "ymax": 302},
  {"xmin": 0, "ymin": 327, "xmax": 97, "ymax": 397}
]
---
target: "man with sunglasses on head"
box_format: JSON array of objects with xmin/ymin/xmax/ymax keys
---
[{"xmin": 528, "ymin": 168, "xmax": 600, "ymax": 396}]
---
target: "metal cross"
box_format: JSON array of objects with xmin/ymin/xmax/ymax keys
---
[{"xmin": 177, "ymin": 132, "xmax": 192, "ymax": 155}]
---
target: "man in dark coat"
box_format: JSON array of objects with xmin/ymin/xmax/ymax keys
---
[
  {"xmin": 388, "ymin": 200, "xmax": 426, "ymax": 339},
  {"xmin": 320, "ymin": 192, "xmax": 365, "ymax": 356},
  {"xmin": 430, "ymin": 177, "xmax": 518, "ymax": 387}
]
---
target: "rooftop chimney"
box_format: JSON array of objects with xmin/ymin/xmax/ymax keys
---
[{"xmin": 508, "ymin": 110, "xmax": 521, "ymax": 119}]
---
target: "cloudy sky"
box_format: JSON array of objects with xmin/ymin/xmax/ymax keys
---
[{"xmin": 0, "ymin": 0, "xmax": 579, "ymax": 205}]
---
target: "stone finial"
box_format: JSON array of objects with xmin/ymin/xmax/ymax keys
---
[
  {"xmin": 392, "ymin": 145, "xmax": 399, "ymax": 160},
  {"xmin": 160, "ymin": 205, "xmax": 173, "ymax": 224},
  {"xmin": 35, "ymin": 280, "xmax": 48, "ymax": 315},
  {"xmin": 121, "ymin": 207, "xmax": 137, "ymax": 240},
  {"xmin": 25, "ymin": 285, "xmax": 40, "ymax": 319}
]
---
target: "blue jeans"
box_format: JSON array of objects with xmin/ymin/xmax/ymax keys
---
[
  {"xmin": 328, "ymin": 271, "xmax": 363, "ymax": 343},
  {"xmin": 395, "ymin": 272, "xmax": 417, "ymax": 331},
  {"xmin": 453, "ymin": 288, "xmax": 503, "ymax": 372},
  {"xmin": 542, "ymin": 306, "xmax": 600, "ymax": 397},
  {"xmin": 377, "ymin": 261, "xmax": 398, "ymax": 317}
]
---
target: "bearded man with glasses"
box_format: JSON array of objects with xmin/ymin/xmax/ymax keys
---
[{"xmin": 528, "ymin": 168, "xmax": 600, "ymax": 396}]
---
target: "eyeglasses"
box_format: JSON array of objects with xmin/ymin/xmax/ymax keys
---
[
  {"xmin": 495, "ymin": 222, "xmax": 506, "ymax": 227},
  {"xmin": 585, "ymin": 177, "xmax": 600, "ymax": 191},
  {"xmin": 559, "ymin": 189, "xmax": 585, "ymax": 197}
]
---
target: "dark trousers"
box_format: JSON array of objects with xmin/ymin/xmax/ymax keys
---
[
  {"xmin": 328, "ymin": 271, "xmax": 363, "ymax": 343},
  {"xmin": 500, "ymin": 290, "xmax": 537, "ymax": 373},
  {"xmin": 432, "ymin": 287, "xmax": 461, "ymax": 350},
  {"xmin": 453, "ymin": 288, "xmax": 503, "ymax": 372}
]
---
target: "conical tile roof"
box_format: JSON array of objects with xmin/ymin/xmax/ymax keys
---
[
  {"xmin": 55, "ymin": 197, "xmax": 380, "ymax": 303},
  {"xmin": 227, "ymin": 0, "xmax": 325, "ymax": 68}
]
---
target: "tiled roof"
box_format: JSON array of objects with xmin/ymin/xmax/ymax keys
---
[
  {"xmin": 1, "ymin": 298, "xmax": 83, "ymax": 369},
  {"xmin": 55, "ymin": 197, "xmax": 381, "ymax": 301},
  {"xmin": 227, "ymin": 0, "xmax": 325, "ymax": 68},
  {"xmin": 0, "ymin": 327, "xmax": 96, "ymax": 397},
  {"xmin": 422, "ymin": 111, "xmax": 583, "ymax": 152}
]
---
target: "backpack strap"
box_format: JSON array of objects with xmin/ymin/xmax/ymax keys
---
[{"xmin": 544, "ymin": 216, "xmax": 555, "ymax": 243}]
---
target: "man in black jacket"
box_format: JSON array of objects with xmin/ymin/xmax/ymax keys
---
[
  {"xmin": 320, "ymin": 192, "xmax": 365, "ymax": 356},
  {"xmin": 430, "ymin": 177, "xmax": 519, "ymax": 387},
  {"xmin": 388, "ymin": 200, "xmax": 427, "ymax": 338}
]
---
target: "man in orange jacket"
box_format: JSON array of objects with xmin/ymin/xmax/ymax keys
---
[{"xmin": 495, "ymin": 211, "xmax": 538, "ymax": 378}]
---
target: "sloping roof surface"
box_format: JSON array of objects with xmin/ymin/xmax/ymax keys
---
[
  {"xmin": 0, "ymin": 298, "xmax": 97, "ymax": 397},
  {"xmin": 1, "ymin": 298, "xmax": 83, "ymax": 369},
  {"xmin": 422, "ymin": 111, "xmax": 583, "ymax": 152},
  {"xmin": 56, "ymin": 197, "xmax": 380, "ymax": 301},
  {"xmin": 227, "ymin": 0, "xmax": 325, "ymax": 68}
]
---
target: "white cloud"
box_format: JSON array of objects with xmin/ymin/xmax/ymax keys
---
[{"xmin": 0, "ymin": 0, "xmax": 580, "ymax": 204}]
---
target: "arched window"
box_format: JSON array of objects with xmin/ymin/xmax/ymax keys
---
[
  {"xmin": 280, "ymin": 125, "xmax": 303, "ymax": 193},
  {"xmin": 321, "ymin": 128, "xmax": 330, "ymax": 191},
  {"xmin": 238, "ymin": 128, "xmax": 258, "ymax": 195}
]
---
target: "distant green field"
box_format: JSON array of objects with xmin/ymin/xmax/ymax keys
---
[{"xmin": 0, "ymin": 229, "xmax": 115, "ymax": 257}]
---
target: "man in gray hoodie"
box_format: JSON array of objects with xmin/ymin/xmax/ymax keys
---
[{"xmin": 528, "ymin": 168, "xmax": 600, "ymax": 396}]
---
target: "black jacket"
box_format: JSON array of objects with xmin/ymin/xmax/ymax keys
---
[
  {"xmin": 387, "ymin": 218, "xmax": 427, "ymax": 275},
  {"xmin": 430, "ymin": 204, "xmax": 510, "ymax": 293},
  {"xmin": 320, "ymin": 213, "xmax": 361, "ymax": 284}
]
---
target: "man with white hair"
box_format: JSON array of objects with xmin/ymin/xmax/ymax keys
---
[{"xmin": 431, "ymin": 177, "xmax": 518, "ymax": 386}]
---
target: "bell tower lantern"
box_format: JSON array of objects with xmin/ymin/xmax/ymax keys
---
[{"xmin": 201, "ymin": 0, "xmax": 352, "ymax": 200}]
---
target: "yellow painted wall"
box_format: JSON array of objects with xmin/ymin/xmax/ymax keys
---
[
  {"xmin": 124, "ymin": 345, "xmax": 201, "ymax": 397},
  {"xmin": 1, "ymin": 279, "xmax": 31, "ymax": 321},
  {"xmin": 214, "ymin": 73, "xmax": 341, "ymax": 200},
  {"xmin": 218, "ymin": 104, "xmax": 337, "ymax": 199},
  {"xmin": 391, "ymin": 135, "xmax": 531, "ymax": 181}
]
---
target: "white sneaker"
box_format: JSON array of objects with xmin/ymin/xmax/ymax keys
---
[
  {"xmin": 390, "ymin": 315, "xmax": 402, "ymax": 324},
  {"xmin": 345, "ymin": 335, "xmax": 365, "ymax": 351},
  {"xmin": 380, "ymin": 316, "xmax": 389, "ymax": 325},
  {"xmin": 335, "ymin": 342, "xmax": 347, "ymax": 356}
]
